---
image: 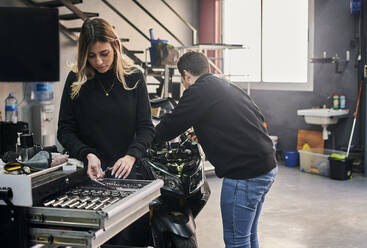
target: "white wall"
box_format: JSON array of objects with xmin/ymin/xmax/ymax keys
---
[{"xmin": 0, "ymin": 0, "xmax": 198, "ymax": 143}]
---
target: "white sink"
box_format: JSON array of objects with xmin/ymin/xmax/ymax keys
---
[
  {"xmin": 297, "ymin": 108, "xmax": 349, "ymax": 140},
  {"xmin": 297, "ymin": 108, "xmax": 349, "ymax": 125}
]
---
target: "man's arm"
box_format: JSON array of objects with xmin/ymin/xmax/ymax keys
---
[{"xmin": 155, "ymin": 85, "xmax": 213, "ymax": 141}]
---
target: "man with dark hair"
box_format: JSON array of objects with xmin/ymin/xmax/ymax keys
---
[
  {"xmin": 155, "ymin": 51, "xmax": 277, "ymax": 248},
  {"xmin": 176, "ymin": 51, "xmax": 210, "ymax": 76}
]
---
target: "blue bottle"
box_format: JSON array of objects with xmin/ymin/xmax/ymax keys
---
[
  {"xmin": 340, "ymin": 94, "xmax": 346, "ymax": 109},
  {"xmin": 34, "ymin": 82, "xmax": 54, "ymax": 102}
]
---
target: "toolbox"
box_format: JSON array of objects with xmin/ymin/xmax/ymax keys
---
[{"xmin": 0, "ymin": 161, "xmax": 163, "ymax": 248}]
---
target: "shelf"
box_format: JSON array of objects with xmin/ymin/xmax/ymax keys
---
[{"xmin": 178, "ymin": 43, "xmax": 246, "ymax": 51}]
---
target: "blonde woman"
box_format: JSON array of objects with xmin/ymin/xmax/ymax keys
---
[{"xmin": 58, "ymin": 18, "xmax": 154, "ymax": 181}]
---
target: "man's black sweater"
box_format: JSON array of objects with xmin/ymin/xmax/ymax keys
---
[
  {"xmin": 155, "ymin": 73, "xmax": 276, "ymax": 179},
  {"xmin": 57, "ymin": 69, "xmax": 154, "ymax": 168}
]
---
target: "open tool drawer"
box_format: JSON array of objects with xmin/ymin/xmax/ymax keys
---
[{"xmin": 28, "ymin": 178, "xmax": 163, "ymax": 247}]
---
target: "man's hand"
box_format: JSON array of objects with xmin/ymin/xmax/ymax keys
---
[
  {"xmin": 169, "ymin": 136, "xmax": 181, "ymax": 143},
  {"xmin": 86, "ymin": 153, "xmax": 104, "ymax": 179},
  {"xmin": 110, "ymin": 155, "xmax": 136, "ymax": 179},
  {"xmin": 187, "ymin": 129, "xmax": 198, "ymax": 143}
]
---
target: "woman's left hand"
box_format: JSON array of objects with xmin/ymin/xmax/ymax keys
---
[{"xmin": 110, "ymin": 155, "xmax": 136, "ymax": 179}]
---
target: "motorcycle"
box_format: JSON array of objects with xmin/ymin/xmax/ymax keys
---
[{"xmin": 140, "ymin": 98, "xmax": 211, "ymax": 248}]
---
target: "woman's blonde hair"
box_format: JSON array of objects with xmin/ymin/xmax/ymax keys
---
[{"xmin": 71, "ymin": 18, "xmax": 137, "ymax": 99}]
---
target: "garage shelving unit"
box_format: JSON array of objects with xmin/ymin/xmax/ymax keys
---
[{"xmin": 145, "ymin": 43, "xmax": 246, "ymax": 100}]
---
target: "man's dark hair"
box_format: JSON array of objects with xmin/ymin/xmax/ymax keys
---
[{"xmin": 177, "ymin": 51, "xmax": 209, "ymax": 77}]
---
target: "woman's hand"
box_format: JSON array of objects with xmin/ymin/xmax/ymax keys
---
[
  {"xmin": 110, "ymin": 155, "xmax": 136, "ymax": 179},
  {"xmin": 86, "ymin": 153, "xmax": 104, "ymax": 179}
]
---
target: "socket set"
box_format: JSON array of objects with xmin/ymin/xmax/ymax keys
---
[
  {"xmin": 28, "ymin": 177, "xmax": 163, "ymax": 248},
  {"xmin": 41, "ymin": 179, "xmax": 146, "ymax": 210}
]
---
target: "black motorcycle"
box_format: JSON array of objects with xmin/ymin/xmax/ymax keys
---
[{"xmin": 140, "ymin": 98, "xmax": 211, "ymax": 248}]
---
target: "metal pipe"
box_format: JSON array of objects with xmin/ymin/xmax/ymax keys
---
[
  {"xmin": 164, "ymin": 65, "xmax": 170, "ymax": 98},
  {"xmin": 132, "ymin": 0, "xmax": 184, "ymax": 46},
  {"xmin": 347, "ymin": 118, "xmax": 357, "ymax": 157},
  {"xmin": 160, "ymin": 0, "xmax": 197, "ymax": 45},
  {"xmin": 208, "ymin": 59, "xmax": 223, "ymax": 74},
  {"xmin": 362, "ymin": 0, "xmax": 367, "ymax": 177}
]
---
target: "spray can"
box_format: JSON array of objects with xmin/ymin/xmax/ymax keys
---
[
  {"xmin": 333, "ymin": 94, "xmax": 339, "ymax": 110},
  {"xmin": 340, "ymin": 94, "xmax": 346, "ymax": 109}
]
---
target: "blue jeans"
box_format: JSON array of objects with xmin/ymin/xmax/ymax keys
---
[{"xmin": 220, "ymin": 167, "xmax": 277, "ymax": 248}]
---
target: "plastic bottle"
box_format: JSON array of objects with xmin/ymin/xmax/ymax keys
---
[
  {"xmin": 340, "ymin": 94, "xmax": 346, "ymax": 109},
  {"xmin": 33, "ymin": 82, "xmax": 53, "ymax": 102},
  {"xmin": 333, "ymin": 94, "xmax": 339, "ymax": 110},
  {"xmin": 302, "ymin": 142, "xmax": 311, "ymax": 151},
  {"xmin": 5, "ymin": 92, "xmax": 18, "ymax": 123}
]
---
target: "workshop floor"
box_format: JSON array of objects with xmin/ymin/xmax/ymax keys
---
[{"xmin": 196, "ymin": 163, "xmax": 367, "ymax": 248}]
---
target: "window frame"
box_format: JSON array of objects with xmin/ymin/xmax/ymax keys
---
[{"xmin": 222, "ymin": 0, "xmax": 314, "ymax": 91}]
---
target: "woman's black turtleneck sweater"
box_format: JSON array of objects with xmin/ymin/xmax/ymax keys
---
[{"xmin": 57, "ymin": 69, "xmax": 155, "ymax": 168}]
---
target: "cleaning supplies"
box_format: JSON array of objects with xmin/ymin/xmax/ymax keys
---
[
  {"xmin": 333, "ymin": 94, "xmax": 339, "ymax": 109},
  {"xmin": 328, "ymin": 81, "xmax": 363, "ymax": 180},
  {"xmin": 340, "ymin": 94, "xmax": 346, "ymax": 109},
  {"xmin": 329, "ymin": 155, "xmax": 353, "ymax": 180},
  {"xmin": 329, "ymin": 153, "xmax": 346, "ymax": 160},
  {"xmin": 302, "ymin": 143, "xmax": 311, "ymax": 151}
]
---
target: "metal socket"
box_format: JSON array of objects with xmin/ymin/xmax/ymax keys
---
[
  {"xmin": 68, "ymin": 201, "xmax": 81, "ymax": 208},
  {"xmin": 91, "ymin": 197, "xmax": 100, "ymax": 203},
  {"xmin": 52, "ymin": 199, "xmax": 65, "ymax": 207},
  {"xmin": 80, "ymin": 196, "xmax": 91, "ymax": 203},
  {"xmin": 92, "ymin": 202, "xmax": 104, "ymax": 210},
  {"xmin": 77, "ymin": 202, "xmax": 88, "ymax": 209},
  {"xmin": 100, "ymin": 197, "xmax": 110, "ymax": 204},
  {"xmin": 60, "ymin": 197, "xmax": 80, "ymax": 208},
  {"xmin": 43, "ymin": 199, "xmax": 56, "ymax": 207},
  {"xmin": 85, "ymin": 202, "xmax": 96, "ymax": 210},
  {"xmin": 57, "ymin": 195, "xmax": 68, "ymax": 201}
]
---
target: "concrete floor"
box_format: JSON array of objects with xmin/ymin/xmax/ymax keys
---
[{"xmin": 196, "ymin": 163, "xmax": 367, "ymax": 248}]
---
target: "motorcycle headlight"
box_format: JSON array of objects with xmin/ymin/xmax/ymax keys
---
[
  {"xmin": 189, "ymin": 159, "xmax": 205, "ymax": 194},
  {"xmin": 148, "ymin": 162, "xmax": 184, "ymax": 195}
]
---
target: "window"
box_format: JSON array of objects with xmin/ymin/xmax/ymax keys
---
[{"xmin": 223, "ymin": 0, "xmax": 314, "ymax": 91}]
